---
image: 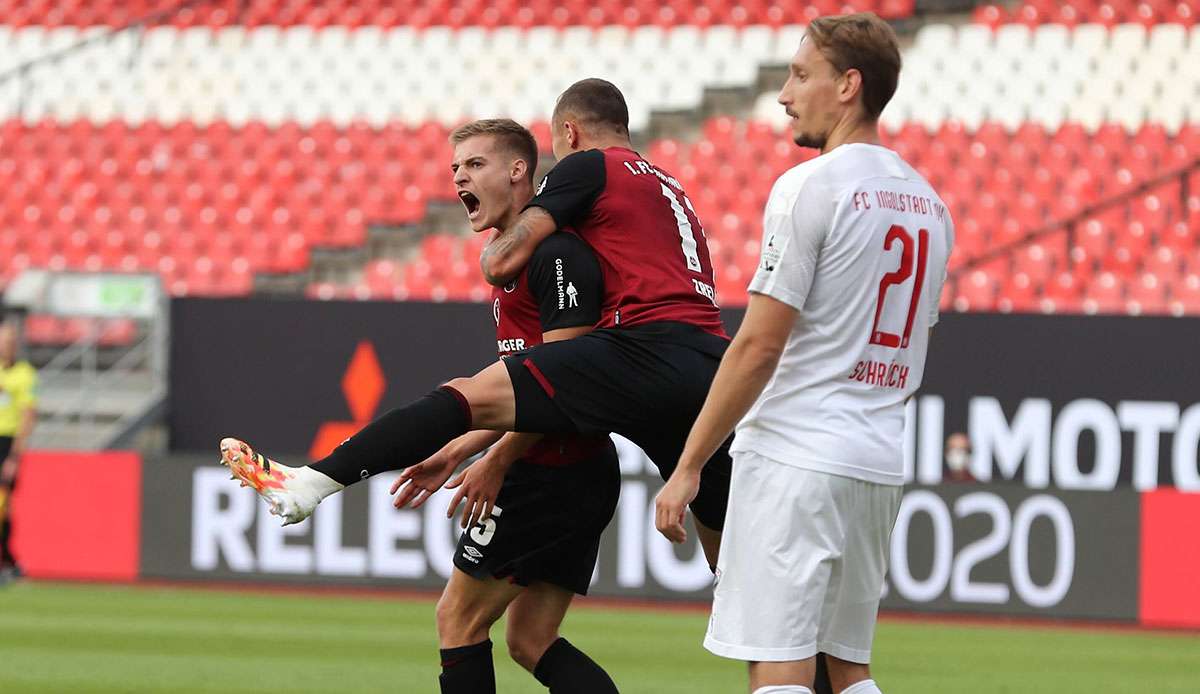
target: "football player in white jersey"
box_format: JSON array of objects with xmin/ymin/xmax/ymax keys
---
[{"xmin": 655, "ymin": 13, "xmax": 953, "ymax": 694}]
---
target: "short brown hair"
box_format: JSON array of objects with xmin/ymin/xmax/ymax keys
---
[
  {"xmin": 805, "ymin": 13, "xmax": 901, "ymax": 120},
  {"xmin": 552, "ymin": 78, "xmax": 630, "ymax": 137},
  {"xmin": 449, "ymin": 118, "xmax": 539, "ymax": 184}
]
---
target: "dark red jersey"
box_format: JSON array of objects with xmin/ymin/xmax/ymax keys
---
[
  {"xmin": 493, "ymin": 231, "xmax": 606, "ymax": 466},
  {"xmin": 525, "ymin": 147, "xmax": 727, "ymax": 338}
]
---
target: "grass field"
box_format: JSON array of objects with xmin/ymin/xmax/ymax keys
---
[{"xmin": 1, "ymin": 581, "xmax": 1197, "ymax": 693}]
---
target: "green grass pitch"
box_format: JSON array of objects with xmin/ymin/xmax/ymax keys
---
[{"xmin": 1, "ymin": 582, "xmax": 1197, "ymax": 693}]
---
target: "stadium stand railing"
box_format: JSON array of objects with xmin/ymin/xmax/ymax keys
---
[{"xmin": 945, "ymin": 156, "xmax": 1200, "ymax": 315}]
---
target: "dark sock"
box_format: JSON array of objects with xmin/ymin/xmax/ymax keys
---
[
  {"xmin": 439, "ymin": 640, "xmax": 495, "ymax": 694},
  {"xmin": 533, "ymin": 638, "xmax": 618, "ymax": 694},
  {"xmin": 311, "ymin": 386, "xmax": 472, "ymax": 486},
  {"xmin": 812, "ymin": 653, "xmax": 834, "ymax": 694}
]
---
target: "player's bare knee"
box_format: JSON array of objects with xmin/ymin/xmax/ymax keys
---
[
  {"xmin": 443, "ymin": 374, "xmax": 506, "ymax": 428},
  {"xmin": 505, "ymin": 626, "xmax": 555, "ymax": 672},
  {"xmin": 435, "ymin": 591, "xmax": 489, "ymax": 647},
  {"xmin": 503, "ymin": 631, "xmax": 539, "ymax": 671},
  {"xmin": 442, "ymin": 376, "xmax": 475, "ymax": 404}
]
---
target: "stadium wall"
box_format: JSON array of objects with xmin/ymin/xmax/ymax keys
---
[
  {"xmin": 169, "ymin": 298, "xmax": 1200, "ymax": 492},
  {"xmin": 10, "ymin": 450, "xmax": 1200, "ymax": 628}
]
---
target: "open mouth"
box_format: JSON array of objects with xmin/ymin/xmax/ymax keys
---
[{"xmin": 459, "ymin": 190, "xmax": 481, "ymax": 220}]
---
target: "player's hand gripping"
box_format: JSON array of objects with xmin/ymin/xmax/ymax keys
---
[
  {"xmin": 390, "ymin": 453, "xmax": 458, "ymax": 510},
  {"xmin": 445, "ymin": 452, "xmax": 513, "ymax": 530},
  {"xmin": 393, "ymin": 430, "xmax": 504, "ymax": 509},
  {"xmin": 654, "ymin": 470, "xmax": 701, "ymax": 544}
]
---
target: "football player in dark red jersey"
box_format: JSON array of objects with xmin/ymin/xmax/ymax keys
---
[
  {"xmin": 401, "ymin": 120, "xmax": 619, "ymax": 694},
  {"xmin": 221, "ymin": 80, "xmax": 731, "ymax": 569}
]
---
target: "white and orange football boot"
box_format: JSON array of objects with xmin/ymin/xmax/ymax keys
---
[{"xmin": 219, "ymin": 437, "xmax": 343, "ymax": 525}]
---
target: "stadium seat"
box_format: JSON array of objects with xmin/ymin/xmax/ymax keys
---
[{"xmin": 2, "ymin": 11, "xmax": 1197, "ymax": 315}]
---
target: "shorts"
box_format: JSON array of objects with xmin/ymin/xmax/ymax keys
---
[
  {"xmin": 453, "ymin": 441, "xmax": 620, "ymax": 595},
  {"xmin": 504, "ymin": 321, "xmax": 733, "ymax": 531},
  {"xmin": 704, "ymin": 451, "xmax": 903, "ymax": 664}
]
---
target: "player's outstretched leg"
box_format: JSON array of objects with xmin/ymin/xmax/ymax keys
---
[
  {"xmin": 220, "ymin": 362, "xmax": 515, "ymax": 523},
  {"xmin": 219, "ymin": 438, "xmax": 343, "ymax": 524}
]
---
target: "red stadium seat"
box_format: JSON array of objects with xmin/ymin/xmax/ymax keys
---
[
  {"xmin": 6, "ymin": 99, "xmax": 1196, "ymax": 314},
  {"xmin": 1042, "ymin": 272, "xmax": 1083, "ymax": 314},
  {"xmin": 1126, "ymin": 272, "xmax": 1167, "ymax": 315},
  {"xmin": 954, "ymin": 271, "xmax": 997, "ymax": 312},
  {"xmin": 14, "ymin": 0, "xmax": 919, "ymax": 27},
  {"xmin": 1082, "ymin": 272, "xmax": 1126, "ymax": 314},
  {"xmin": 997, "ymin": 271, "xmax": 1040, "ymax": 313},
  {"xmin": 1168, "ymin": 274, "xmax": 1200, "ymax": 315},
  {"xmin": 986, "ymin": 0, "xmax": 1196, "ymax": 25}
]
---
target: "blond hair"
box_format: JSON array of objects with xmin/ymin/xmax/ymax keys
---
[{"xmin": 449, "ymin": 119, "xmax": 539, "ymax": 184}]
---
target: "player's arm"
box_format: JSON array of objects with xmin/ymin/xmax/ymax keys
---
[
  {"xmin": 480, "ymin": 150, "xmax": 606, "ymax": 286},
  {"xmin": 657, "ymin": 182, "xmax": 825, "ymax": 543},
  {"xmin": 390, "ymin": 423, "xmax": 505, "ymax": 509},
  {"xmin": 449, "ymin": 234, "xmax": 605, "ymax": 526},
  {"xmin": 479, "ymin": 233, "xmax": 604, "ymax": 467},
  {"xmin": 678, "ymin": 292, "xmax": 795, "ymax": 470},
  {"xmin": 654, "ymin": 293, "xmax": 796, "ymax": 541}
]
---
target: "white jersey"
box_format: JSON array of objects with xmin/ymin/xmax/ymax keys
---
[{"xmin": 731, "ymin": 143, "xmax": 954, "ymax": 486}]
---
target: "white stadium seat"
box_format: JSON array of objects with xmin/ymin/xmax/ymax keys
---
[{"xmin": 0, "ymin": 22, "xmax": 1190, "ymax": 134}]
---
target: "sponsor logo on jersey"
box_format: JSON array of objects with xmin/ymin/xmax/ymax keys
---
[
  {"xmin": 761, "ymin": 232, "xmax": 783, "ymax": 272},
  {"xmin": 555, "ymin": 258, "xmax": 567, "ymax": 309},
  {"xmin": 496, "ymin": 338, "xmax": 527, "ymax": 352},
  {"xmin": 536, "ymin": 175, "xmax": 548, "ymax": 196},
  {"xmin": 566, "ymin": 282, "xmax": 579, "ymax": 308},
  {"xmin": 493, "ymin": 298, "xmax": 501, "ymax": 325}
]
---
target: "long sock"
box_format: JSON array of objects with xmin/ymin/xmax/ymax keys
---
[
  {"xmin": 439, "ymin": 640, "xmax": 495, "ymax": 694},
  {"xmin": 311, "ymin": 386, "xmax": 472, "ymax": 486},
  {"xmin": 841, "ymin": 679, "xmax": 882, "ymax": 694},
  {"xmin": 812, "ymin": 653, "xmax": 835, "ymax": 694},
  {"xmin": 533, "ymin": 637, "xmax": 618, "ymax": 693},
  {"xmin": 752, "ymin": 687, "xmax": 813, "ymax": 694}
]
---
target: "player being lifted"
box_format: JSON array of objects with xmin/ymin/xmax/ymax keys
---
[
  {"xmin": 655, "ymin": 14, "xmax": 953, "ymax": 694},
  {"xmin": 393, "ymin": 119, "xmax": 619, "ymax": 694},
  {"xmin": 221, "ymin": 79, "xmax": 732, "ymax": 566}
]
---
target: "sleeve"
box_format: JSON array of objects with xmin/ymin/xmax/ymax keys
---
[
  {"xmin": 747, "ymin": 178, "xmax": 830, "ymax": 311},
  {"xmin": 523, "ymin": 150, "xmax": 607, "ymax": 229},
  {"xmin": 14, "ymin": 365, "xmax": 37, "ymax": 411},
  {"xmin": 526, "ymin": 232, "xmax": 604, "ymax": 332},
  {"xmin": 929, "ymin": 214, "xmax": 954, "ymax": 327}
]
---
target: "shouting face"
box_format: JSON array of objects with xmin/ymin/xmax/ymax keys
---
[{"xmin": 451, "ymin": 135, "xmax": 525, "ymax": 232}]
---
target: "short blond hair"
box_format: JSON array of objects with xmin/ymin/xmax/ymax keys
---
[
  {"xmin": 806, "ymin": 13, "xmax": 902, "ymax": 119},
  {"xmin": 449, "ymin": 119, "xmax": 539, "ymax": 184}
]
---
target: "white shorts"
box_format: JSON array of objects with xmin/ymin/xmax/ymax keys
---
[{"xmin": 703, "ymin": 451, "xmax": 903, "ymax": 664}]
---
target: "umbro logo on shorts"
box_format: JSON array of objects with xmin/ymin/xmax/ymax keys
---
[{"xmin": 464, "ymin": 546, "xmax": 483, "ymax": 559}]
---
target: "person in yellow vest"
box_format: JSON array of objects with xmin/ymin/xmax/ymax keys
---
[{"xmin": 0, "ymin": 320, "xmax": 37, "ymax": 582}]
